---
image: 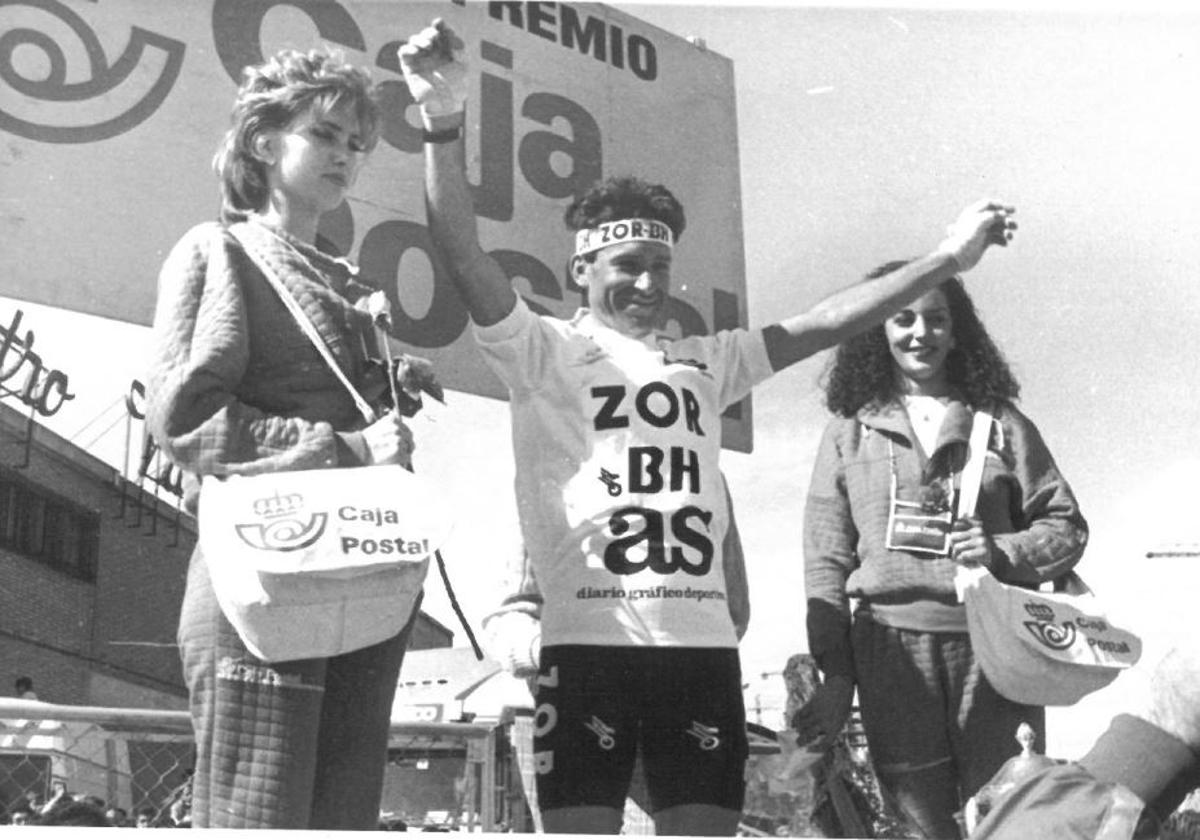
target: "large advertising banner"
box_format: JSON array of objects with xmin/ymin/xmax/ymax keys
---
[{"xmin": 0, "ymin": 0, "xmax": 753, "ymax": 449}]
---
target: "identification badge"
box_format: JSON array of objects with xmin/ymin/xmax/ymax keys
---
[{"xmin": 885, "ymin": 477, "xmax": 956, "ymax": 556}]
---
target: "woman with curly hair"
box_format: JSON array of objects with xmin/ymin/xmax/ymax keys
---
[
  {"xmin": 795, "ymin": 261, "xmax": 1088, "ymax": 838},
  {"xmin": 146, "ymin": 48, "xmax": 422, "ymax": 828}
]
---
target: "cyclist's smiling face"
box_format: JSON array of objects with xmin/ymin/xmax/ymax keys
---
[{"xmin": 575, "ymin": 240, "xmax": 673, "ymax": 338}]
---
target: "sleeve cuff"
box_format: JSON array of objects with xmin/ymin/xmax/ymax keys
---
[
  {"xmin": 335, "ymin": 431, "xmax": 370, "ymax": 466},
  {"xmin": 748, "ymin": 327, "xmax": 774, "ymax": 385},
  {"xmin": 1080, "ymin": 713, "xmax": 1197, "ymax": 805},
  {"xmin": 814, "ymin": 649, "xmax": 856, "ymax": 681},
  {"xmin": 984, "ymin": 542, "xmax": 1012, "ymax": 578},
  {"xmin": 472, "ymin": 295, "xmax": 530, "ymax": 345}
]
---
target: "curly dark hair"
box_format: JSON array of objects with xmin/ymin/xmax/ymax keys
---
[
  {"xmin": 821, "ymin": 259, "xmax": 1020, "ymax": 417},
  {"xmin": 563, "ymin": 175, "xmax": 686, "ymax": 243}
]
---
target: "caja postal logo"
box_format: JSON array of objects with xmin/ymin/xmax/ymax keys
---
[
  {"xmin": 1019, "ymin": 599, "xmax": 1134, "ymax": 657},
  {"xmin": 206, "ymin": 465, "xmax": 455, "ymax": 566},
  {"xmin": 1021, "ymin": 600, "xmax": 1077, "ymax": 651},
  {"xmin": 234, "ymin": 489, "xmax": 327, "ymax": 552}
]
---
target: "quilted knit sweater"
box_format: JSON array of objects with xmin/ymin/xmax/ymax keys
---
[
  {"xmin": 146, "ymin": 219, "xmax": 382, "ymax": 512},
  {"xmin": 803, "ymin": 397, "xmax": 1088, "ymax": 680}
]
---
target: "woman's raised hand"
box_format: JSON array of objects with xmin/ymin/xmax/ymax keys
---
[
  {"xmin": 398, "ymin": 18, "xmax": 468, "ymax": 123},
  {"xmin": 937, "ymin": 199, "xmax": 1017, "ymax": 272}
]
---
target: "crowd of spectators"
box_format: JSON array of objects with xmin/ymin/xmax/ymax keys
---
[
  {"xmin": 3, "ymin": 781, "xmax": 420, "ymax": 830},
  {"xmin": 2, "ymin": 772, "xmax": 192, "ymax": 828}
]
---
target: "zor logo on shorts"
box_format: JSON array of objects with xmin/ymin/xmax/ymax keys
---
[
  {"xmin": 687, "ymin": 722, "xmax": 721, "ymax": 751},
  {"xmin": 584, "ymin": 716, "xmax": 617, "ymax": 750}
]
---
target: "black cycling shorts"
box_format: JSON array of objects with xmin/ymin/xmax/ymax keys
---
[{"xmin": 531, "ymin": 644, "xmax": 748, "ymax": 813}]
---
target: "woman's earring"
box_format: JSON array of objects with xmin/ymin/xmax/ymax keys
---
[{"xmin": 252, "ymin": 134, "xmax": 276, "ymax": 165}]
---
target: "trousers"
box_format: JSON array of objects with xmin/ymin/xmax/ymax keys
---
[
  {"xmin": 178, "ymin": 547, "xmax": 419, "ymax": 829},
  {"xmin": 852, "ymin": 614, "xmax": 1044, "ymax": 839}
]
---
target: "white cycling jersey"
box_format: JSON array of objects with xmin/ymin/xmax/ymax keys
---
[{"xmin": 474, "ymin": 297, "xmax": 771, "ymax": 648}]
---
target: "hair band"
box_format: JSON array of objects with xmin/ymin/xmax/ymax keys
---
[{"xmin": 573, "ymin": 218, "xmax": 673, "ymax": 257}]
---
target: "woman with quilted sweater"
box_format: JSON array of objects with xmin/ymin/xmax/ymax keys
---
[
  {"xmin": 146, "ymin": 49, "xmax": 422, "ymax": 829},
  {"xmin": 794, "ymin": 261, "xmax": 1088, "ymax": 838}
]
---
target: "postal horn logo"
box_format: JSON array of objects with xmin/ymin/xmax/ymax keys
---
[
  {"xmin": 0, "ymin": 0, "xmax": 187, "ymax": 144},
  {"xmin": 1022, "ymin": 620, "xmax": 1077, "ymax": 651},
  {"xmin": 234, "ymin": 489, "xmax": 326, "ymax": 552}
]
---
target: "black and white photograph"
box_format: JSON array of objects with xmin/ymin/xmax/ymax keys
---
[{"xmin": 1, "ymin": 0, "xmax": 1197, "ymax": 835}]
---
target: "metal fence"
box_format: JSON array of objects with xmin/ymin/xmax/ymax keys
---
[
  {"xmin": 0, "ymin": 699, "xmax": 193, "ymax": 825},
  {"xmin": 6, "ymin": 698, "xmax": 898, "ymax": 834},
  {"xmin": 0, "ymin": 699, "xmax": 514, "ymax": 830}
]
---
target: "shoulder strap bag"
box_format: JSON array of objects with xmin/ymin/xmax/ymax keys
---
[
  {"xmin": 956, "ymin": 410, "xmax": 1141, "ymax": 706},
  {"xmin": 196, "ymin": 224, "xmax": 454, "ymax": 662}
]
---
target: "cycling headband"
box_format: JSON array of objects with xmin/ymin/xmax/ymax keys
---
[{"xmin": 573, "ymin": 218, "xmax": 674, "ymax": 257}]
